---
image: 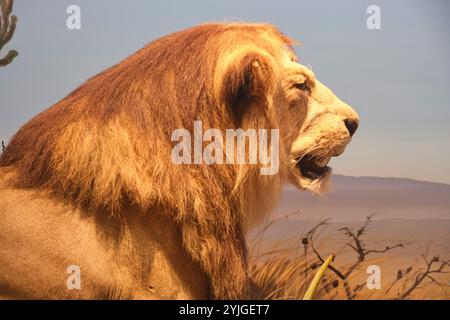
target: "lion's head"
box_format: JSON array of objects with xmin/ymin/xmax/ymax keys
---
[
  {"xmin": 209, "ymin": 22, "xmax": 359, "ymax": 217},
  {"xmin": 284, "ymin": 65, "xmax": 359, "ymax": 194},
  {"xmin": 0, "ymin": 22, "xmax": 358, "ymax": 299}
]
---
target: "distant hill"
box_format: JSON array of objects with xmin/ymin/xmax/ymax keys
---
[{"xmin": 275, "ymin": 174, "xmax": 450, "ymax": 221}]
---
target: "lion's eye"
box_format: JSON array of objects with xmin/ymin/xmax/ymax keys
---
[{"xmin": 293, "ymin": 81, "xmax": 308, "ymax": 91}]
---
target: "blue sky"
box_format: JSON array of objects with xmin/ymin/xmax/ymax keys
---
[{"xmin": 1, "ymin": 0, "xmax": 449, "ymax": 183}]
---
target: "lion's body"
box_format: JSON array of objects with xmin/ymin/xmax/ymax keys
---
[
  {"xmin": 0, "ymin": 22, "xmax": 358, "ymax": 299},
  {"xmin": 0, "ymin": 169, "xmax": 209, "ymax": 299}
]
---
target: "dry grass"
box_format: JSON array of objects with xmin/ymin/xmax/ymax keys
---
[{"xmin": 249, "ymin": 214, "xmax": 450, "ymax": 300}]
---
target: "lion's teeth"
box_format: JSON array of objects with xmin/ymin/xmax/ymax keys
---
[{"xmin": 314, "ymin": 157, "xmax": 330, "ymax": 167}]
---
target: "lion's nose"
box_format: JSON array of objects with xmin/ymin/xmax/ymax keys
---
[{"xmin": 344, "ymin": 118, "xmax": 358, "ymax": 137}]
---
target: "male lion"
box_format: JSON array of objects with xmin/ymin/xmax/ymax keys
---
[{"xmin": 0, "ymin": 23, "xmax": 358, "ymax": 299}]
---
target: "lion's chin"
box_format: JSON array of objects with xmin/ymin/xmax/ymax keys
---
[{"xmin": 289, "ymin": 160, "xmax": 332, "ymax": 195}]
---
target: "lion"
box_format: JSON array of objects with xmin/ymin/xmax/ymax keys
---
[{"xmin": 0, "ymin": 22, "xmax": 358, "ymax": 299}]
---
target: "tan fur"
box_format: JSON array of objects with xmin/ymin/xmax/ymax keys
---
[{"xmin": 0, "ymin": 22, "xmax": 358, "ymax": 299}]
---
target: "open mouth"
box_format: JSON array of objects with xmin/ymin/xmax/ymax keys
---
[{"xmin": 296, "ymin": 155, "xmax": 331, "ymax": 180}]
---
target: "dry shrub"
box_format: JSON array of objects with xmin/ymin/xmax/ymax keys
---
[{"xmin": 249, "ymin": 214, "xmax": 450, "ymax": 300}]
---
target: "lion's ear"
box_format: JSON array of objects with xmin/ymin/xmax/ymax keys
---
[{"xmin": 220, "ymin": 52, "xmax": 275, "ymax": 122}]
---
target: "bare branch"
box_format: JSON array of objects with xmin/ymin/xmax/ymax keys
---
[
  {"xmin": 0, "ymin": 0, "xmax": 18, "ymax": 67},
  {"xmin": 397, "ymin": 255, "xmax": 450, "ymax": 300}
]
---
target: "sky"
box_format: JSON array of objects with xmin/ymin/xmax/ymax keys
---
[{"xmin": 0, "ymin": 0, "xmax": 449, "ymax": 183}]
